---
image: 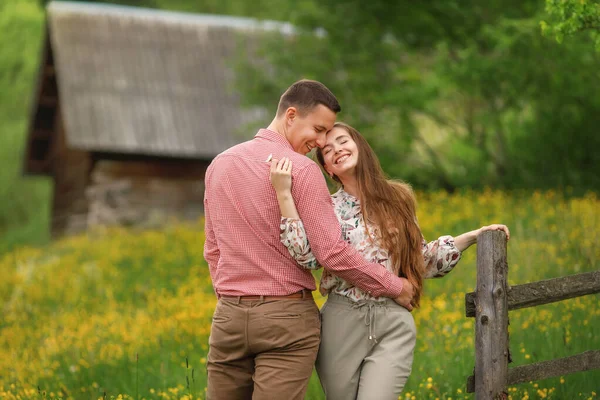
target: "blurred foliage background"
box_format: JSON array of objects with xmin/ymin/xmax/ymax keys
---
[
  {"xmin": 232, "ymin": 0, "xmax": 600, "ymax": 193},
  {"xmin": 1, "ymin": 1, "xmax": 599, "ymax": 398},
  {"xmin": 1, "ymin": 0, "xmax": 598, "ymax": 247}
]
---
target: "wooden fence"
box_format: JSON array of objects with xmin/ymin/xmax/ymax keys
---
[{"xmin": 463, "ymin": 230, "xmax": 600, "ymax": 398}]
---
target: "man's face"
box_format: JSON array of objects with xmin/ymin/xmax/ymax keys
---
[{"xmin": 285, "ymin": 104, "xmax": 337, "ymax": 155}]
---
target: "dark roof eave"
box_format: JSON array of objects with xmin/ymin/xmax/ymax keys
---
[{"xmin": 90, "ymin": 149, "xmax": 216, "ymax": 164}]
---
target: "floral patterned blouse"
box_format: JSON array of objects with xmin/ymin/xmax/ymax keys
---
[{"xmin": 280, "ymin": 188, "xmax": 462, "ymax": 302}]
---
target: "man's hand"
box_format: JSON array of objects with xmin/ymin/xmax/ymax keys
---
[{"xmin": 394, "ymin": 278, "xmax": 415, "ymax": 312}]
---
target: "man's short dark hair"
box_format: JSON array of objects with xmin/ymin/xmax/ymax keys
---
[{"xmin": 276, "ymin": 79, "xmax": 341, "ymax": 116}]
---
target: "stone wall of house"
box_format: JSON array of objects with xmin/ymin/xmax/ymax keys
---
[{"xmin": 85, "ymin": 159, "xmax": 208, "ymax": 230}]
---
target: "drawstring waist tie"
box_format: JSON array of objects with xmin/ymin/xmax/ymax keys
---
[
  {"xmin": 351, "ymin": 301, "xmax": 381, "ymax": 343},
  {"xmin": 328, "ymin": 293, "xmax": 396, "ymax": 344}
]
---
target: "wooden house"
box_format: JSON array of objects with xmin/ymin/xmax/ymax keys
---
[{"xmin": 24, "ymin": 1, "xmax": 292, "ymax": 237}]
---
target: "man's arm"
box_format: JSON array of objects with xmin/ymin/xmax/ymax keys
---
[
  {"xmin": 291, "ymin": 163, "xmax": 408, "ymax": 299},
  {"xmin": 203, "ymin": 167, "xmax": 220, "ymax": 291}
]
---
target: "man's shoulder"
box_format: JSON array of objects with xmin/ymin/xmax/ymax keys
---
[
  {"xmin": 288, "ymin": 152, "xmax": 320, "ymax": 171},
  {"xmin": 208, "ymin": 139, "xmax": 321, "ymax": 177},
  {"xmin": 219, "ymin": 139, "xmax": 254, "ymax": 157},
  {"xmin": 207, "ymin": 140, "xmax": 253, "ymax": 167}
]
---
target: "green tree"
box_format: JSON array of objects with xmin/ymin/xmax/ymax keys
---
[
  {"xmin": 542, "ymin": 0, "xmax": 600, "ymax": 50},
  {"xmin": 234, "ymin": 0, "xmax": 600, "ymax": 191},
  {"xmin": 0, "ymin": 0, "xmax": 50, "ymax": 252}
]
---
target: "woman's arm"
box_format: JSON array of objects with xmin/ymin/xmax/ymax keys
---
[
  {"xmin": 422, "ymin": 236, "xmax": 462, "ymax": 279},
  {"xmin": 453, "ymin": 224, "xmax": 510, "ymax": 252},
  {"xmin": 270, "ymin": 157, "xmax": 300, "ymax": 219},
  {"xmin": 270, "ymin": 157, "xmax": 321, "ymax": 270},
  {"xmin": 423, "ymin": 224, "xmax": 510, "ymax": 279},
  {"xmin": 279, "ymin": 218, "xmax": 320, "ymax": 270}
]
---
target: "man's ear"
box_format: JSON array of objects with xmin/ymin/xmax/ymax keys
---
[{"xmin": 285, "ymin": 107, "xmax": 298, "ymax": 126}]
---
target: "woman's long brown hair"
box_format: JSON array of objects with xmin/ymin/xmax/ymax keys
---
[{"xmin": 316, "ymin": 122, "xmax": 425, "ymax": 306}]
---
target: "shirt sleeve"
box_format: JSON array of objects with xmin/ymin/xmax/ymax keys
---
[
  {"xmin": 291, "ymin": 163, "xmax": 404, "ymax": 298},
  {"xmin": 279, "ymin": 217, "xmax": 320, "ymax": 270},
  {"xmin": 203, "ymin": 165, "xmax": 220, "ymax": 293},
  {"xmin": 422, "ymin": 235, "xmax": 462, "ymax": 279}
]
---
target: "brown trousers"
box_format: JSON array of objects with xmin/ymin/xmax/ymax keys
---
[{"xmin": 206, "ymin": 296, "xmax": 321, "ymax": 400}]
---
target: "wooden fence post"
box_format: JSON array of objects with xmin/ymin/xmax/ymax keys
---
[{"xmin": 475, "ymin": 230, "xmax": 509, "ymax": 399}]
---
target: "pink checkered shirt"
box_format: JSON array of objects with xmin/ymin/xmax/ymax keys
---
[{"xmin": 203, "ymin": 129, "xmax": 404, "ymax": 297}]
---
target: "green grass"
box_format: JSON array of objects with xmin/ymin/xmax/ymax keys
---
[{"xmin": 0, "ymin": 190, "xmax": 598, "ymax": 399}]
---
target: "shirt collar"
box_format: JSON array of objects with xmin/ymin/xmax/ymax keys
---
[
  {"xmin": 255, "ymin": 128, "xmax": 294, "ymax": 151},
  {"xmin": 334, "ymin": 187, "xmax": 360, "ymax": 203}
]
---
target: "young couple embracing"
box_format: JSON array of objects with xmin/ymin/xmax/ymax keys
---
[{"xmin": 203, "ymin": 79, "xmax": 509, "ymax": 400}]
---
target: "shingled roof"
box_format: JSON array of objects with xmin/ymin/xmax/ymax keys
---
[{"xmin": 25, "ymin": 1, "xmax": 293, "ymax": 172}]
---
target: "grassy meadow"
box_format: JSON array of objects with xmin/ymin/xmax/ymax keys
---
[{"xmin": 0, "ymin": 189, "xmax": 598, "ymax": 400}]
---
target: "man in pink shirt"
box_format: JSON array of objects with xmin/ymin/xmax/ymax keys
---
[{"xmin": 203, "ymin": 80, "xmax": 414, "ymax": 400}]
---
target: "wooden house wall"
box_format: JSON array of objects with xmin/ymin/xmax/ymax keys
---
[
  {"xmin": 50, "ymin": 106, "xmax": 92, "ymax": 236},
  {"xmin": 50, "ymin": 109, "xmax": 208, "ymax": 237}
]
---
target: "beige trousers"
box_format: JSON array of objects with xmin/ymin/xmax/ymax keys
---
[
  {"xmin": 316, "ymin": 293, "xmax": 417, "ymax": 400},
  {"xmin": 206, "ymin": 296, "xmax": 321, "ymax": 400}
]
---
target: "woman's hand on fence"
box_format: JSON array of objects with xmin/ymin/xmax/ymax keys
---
[{"xmin": 477, "ymin": 224, "xmax": 510, "ymax": 241}]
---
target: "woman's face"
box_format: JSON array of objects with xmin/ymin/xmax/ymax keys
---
[{"xmin": 321, "ymin": 126, "xmax": 359, "ymax": 178}]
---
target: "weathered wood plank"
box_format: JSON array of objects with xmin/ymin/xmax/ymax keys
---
[
  {"xmin": 468, "ymin": 350, "xmax": 600, "ymax": 391},
  {"xmin": 507, "ymin": 350, "xmax": 600, "ymax": 385},
  {"xmin": 474, "ymin": 230, "xmax": 509, "ymax": 398},
  {"xmin": 466, "ymin": 270, "xmax": 600, "ymax": 317}
]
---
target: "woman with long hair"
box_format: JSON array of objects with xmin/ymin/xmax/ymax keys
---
[{"xmin": 269, "ymin": 122, "xmax": 509, "ymax": 399}]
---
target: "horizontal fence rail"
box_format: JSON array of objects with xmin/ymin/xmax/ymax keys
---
[
  {"xmin": 465, "ymin": 270, "xmax": 600, "ymax": 318},
  {"xmin": 467, "ymin": 350, "xmax": 600, "ymax": 393},
  {"xmin": 506, "ymin": 350, "xmax": 600, "ymax": 386}
]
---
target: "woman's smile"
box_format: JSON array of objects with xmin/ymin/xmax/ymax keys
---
[{"xmin": 334, "ymin": 154, "xmax": 351, "ymax": 164}]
